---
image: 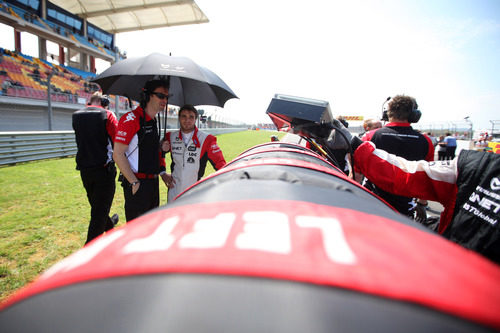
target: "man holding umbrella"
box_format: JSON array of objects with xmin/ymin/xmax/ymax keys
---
[
  {"xmin": 113, "ymin": 79, "xmax": 171, "ymax": 221},
  {"xmin": 162, "ymin": 104, "xmax": 226, "ymax": 202}
]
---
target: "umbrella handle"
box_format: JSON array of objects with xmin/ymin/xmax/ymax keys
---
[
  {"xmin": 164, "ymin": 106, "xmax": 168, "ymax": 138},
  {"xmin": 124, "ymin": 95, "xmax": 132, "ymax": 109},
  {"xmin": 159, "ymin": 112, "xmax": 167, "ymax": 158}
]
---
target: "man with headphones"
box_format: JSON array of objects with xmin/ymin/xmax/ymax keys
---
[
  {"xmin": 360, "ymin": 95, "xmax": 434, "ymax": 218},
  {"xmin": 113, "ymin": 80, "xmax": 170, "ymax": 221},
  {"xmin": 72, "ymin": 92, "xmax": 119, "ymax": 244}
]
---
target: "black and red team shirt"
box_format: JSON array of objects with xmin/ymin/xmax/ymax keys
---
[
  {"xmin": 114, "ymin": 107, "xmax": 166, "ymax": 175},
  {"xmin": 72, "ymin": 106, "xmax": 117, "ymax": 170},
  {"xmin": 361, "ymin": 122, "xmax": 434, "ymax": 215}
]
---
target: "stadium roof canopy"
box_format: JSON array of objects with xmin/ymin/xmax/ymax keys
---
[{"xmin": 49, "ymin": 0, "xmax": 209, "ymax": 34}]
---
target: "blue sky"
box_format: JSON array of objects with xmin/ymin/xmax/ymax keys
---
[{"xmin": 2, "ymin": 0, "xmax": 500, "ymax": 131}]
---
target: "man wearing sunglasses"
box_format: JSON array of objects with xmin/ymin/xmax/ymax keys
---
[{"xmin": 113, "ymin": 80, "xmax": 171, "ymax": 221}]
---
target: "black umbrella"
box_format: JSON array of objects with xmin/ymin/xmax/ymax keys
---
[
  {"xmin": 91, "ymin": 53, "xmax": 238, "ymax": 135},
  {"xmin": 92, "ymin": 53, "xmax": 237, "ymax": 107}
]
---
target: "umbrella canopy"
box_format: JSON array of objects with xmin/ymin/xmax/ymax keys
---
[{"xmin": 91, "ymin": 53, "xmax": 238, "ymax": 107}]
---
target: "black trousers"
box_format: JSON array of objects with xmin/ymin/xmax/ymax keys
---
[
  {"xmin": 446, "ymin": 146, "xmax": 457, "ymax": 160},
  {"xmin": 122, "ymin": 177, "xmax": 159, "ymax": 222},
  {"xmin": 438, "ymin": 151, "xmax": 447, "ymax": 160},
  {"xmin": 80, "ymin": 164, "xmax": 116, "ymax": 244}
]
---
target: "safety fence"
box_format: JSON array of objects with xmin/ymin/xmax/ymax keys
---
[
  {"xmin": 0, "ymin": 131, "xmax": 76, "ymax": 166},
  {"xmin": 0, "ymin": 128, "xmax": 247, "ymax": 167}
]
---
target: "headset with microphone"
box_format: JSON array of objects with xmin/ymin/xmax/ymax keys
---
[
  {"xmin": 381, "ymin": 96, "xmax": 421, "ymax": 123},
  {"xmin": 100, "ymin": 95, "xmax": 110, "ymax": 108},
  {"xmin": 381, "ymin": 96, "xmax": 391, "ymax": 121}
]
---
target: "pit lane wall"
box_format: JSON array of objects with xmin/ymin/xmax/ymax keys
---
[{"xmin": 0, "ymin": 128, "xmax": 246, "ymax": 166}]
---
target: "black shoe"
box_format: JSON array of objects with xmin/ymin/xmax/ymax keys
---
[{"xmin": 110, "ymin": 213, "xmax": 119, "ymax": 226}]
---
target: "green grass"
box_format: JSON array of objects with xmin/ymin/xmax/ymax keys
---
[{"xmin": 0, "ymin": 130, "xmax": 284, "ymax": 301}]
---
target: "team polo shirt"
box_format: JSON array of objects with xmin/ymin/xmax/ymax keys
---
[
  {"xmin": 114, "ymin": 107, "xmax": 165, "ymax": 174},
  {"xmin": 73, "ymin": 106, "xmax": 117, "ymax": 170}
]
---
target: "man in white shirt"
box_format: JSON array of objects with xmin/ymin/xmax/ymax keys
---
[{"xmin": 162, "ymin": 104, "xmax": 226, "ymax": 202}]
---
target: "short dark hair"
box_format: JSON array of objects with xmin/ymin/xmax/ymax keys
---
[
  {"xmin": 387, "ymin": 95, "xmax": 417, "ymax": 121},
  {"xmin": 179, "ymin": 104, "xmax": 198, "ymax": 118},
  {"xmin": 140, "ymin": 79, "xmax": 170, "ymax": 108}
]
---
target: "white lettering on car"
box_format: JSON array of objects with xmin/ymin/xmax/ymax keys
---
[
  {"xmin": 296, "ymin": 216, "xmax": 357, "ymax": 265},
  {"xmin": 44, "ymin": 210, "xmax": 359, "ymax": 276},
  {"xmin": 236, "ymin": 211, "xmax": 291, "ymax": 254},
  {"xmin": 179, "ymin": 213, "xmax": 235, "ymax": 249},
  {"xmin": 122, "ymin": 216, "xmax": 179, "ymax": 253}
]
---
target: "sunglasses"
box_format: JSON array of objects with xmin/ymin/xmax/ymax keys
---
[{"xmin": 151, "ymin": 92, "xmax": 171, "ymax": 100}]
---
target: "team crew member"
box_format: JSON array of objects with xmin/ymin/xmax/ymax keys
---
[
  {"xmin": 72, "ymin": 92, "xmax": 118, "ymax": 244},
  {"xmin": 361, "ymin": 95, "xmax": 434, "ymax": 216},
  {"xmin": 113, "ymin": 80, "xmax": 170, "ymax": 221},
  {"xmin": 353, "ymin": 140, "xmax": 500, "ymax": 264},
  {"xmin": 163, "ymin": 104, "xmax": 226, "ymax": 202},
  {"xmin": 443, "ymin": 132, "xmax": 458, "ymax": 160},
  {"xmin": 358, "ymin": 118, "xmax": 382, "ymax": 138}
]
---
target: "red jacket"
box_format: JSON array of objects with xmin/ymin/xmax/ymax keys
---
[
  {"xmin": 354, "ymin": 141, "xmax": 500, "ymax": 264},
  {"xmin": 355, "ymin": 141, "xmax": 457, "ymax": 232}
]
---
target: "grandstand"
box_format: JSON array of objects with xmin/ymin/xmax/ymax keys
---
[
  {"xmin": 0, "ymin": 0, "xmax": 122, "ymax": 69},
  {"xmin": 0, "ymin": 0, "xmax": 208, "ymax": 131},
  {"xmin": 0, "ymin": 46, "xmax": 132, "ymax": 130}
]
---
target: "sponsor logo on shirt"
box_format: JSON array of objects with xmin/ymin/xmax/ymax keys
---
[
  {"xmin": 123, "ymin": 113, "xmax": 136, "ymax": 123},
  {"xmin": 491, "ymin": 177, "xmax": 500, "ymax": 191},
  {"xmin": 211, "ymin": 144, "xmax": 221, "ymax": 153},
  {"xmin": 117, "ymin": 131, "xmax": 127, "ymax": 137},
  {"xmin": 463, "ymin": 183, "xmax": 500, "ymax": 225}
]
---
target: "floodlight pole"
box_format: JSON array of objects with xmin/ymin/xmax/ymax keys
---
[
  {"xmin": 464, "ymin": 116, "xmax": 472, "ymax": 140},
  {"xmin": 47, "ymin": 71, "xmax": 55, "ymax": 131}
]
